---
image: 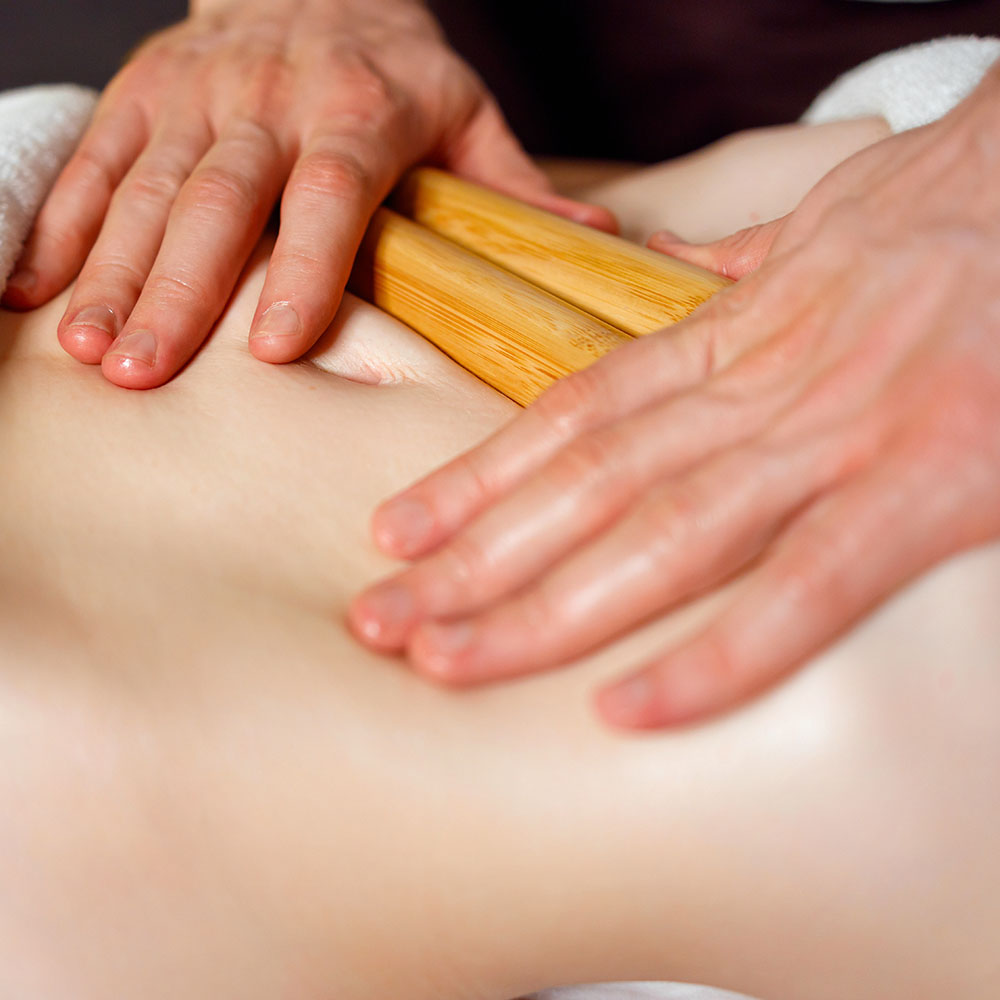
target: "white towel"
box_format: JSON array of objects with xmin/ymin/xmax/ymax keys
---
[
  {"xmin": 803, "ymin": 34, "xmax": 1000, "ymax": 133},
  {"xmin": 0, "ymin": 84, "xmax": 97, "ymax": 298},
  {"xmin": 527, "ymin": 983, "xmax": 754, "ymax": 1000}
]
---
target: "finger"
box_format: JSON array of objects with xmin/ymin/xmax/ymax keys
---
[
  {"xmin": 370, "ymin": 321, "xmax": 724, "ymax": 560},
  {"xmin": 648, "ymin": 217, "xmax": 786, "ymax": 280},
  {"xmin": 247, "ymin": 119, "xmax": 401, "ymax": 364},
  {"xmin": 2, "ymin": 101, "xmax": 149, "ymax": 308},
  {"xmin": 445, "ymin": 97, "xmax": 617, "ymax": 234},
  {"xmin": 595, "ymin": 446, "xmax": 933, "ymax": 729},
  {"xmin": 57, "ymin": 114, "xmax": 213, "ymax": 364},
  {"xmin": 101, "ymin": 118, "xmax": 286, "ymax": 388},
  {"xmin": 371, "ymin": 248, "xmax": 834, "ymax": 560},
  {"xmin": 351, "ymin": 375, "xmax": 806, "ymax": 650},
  {"xmin": 402, "ymin": 439, "xmax": 830, "ymax": 685}
]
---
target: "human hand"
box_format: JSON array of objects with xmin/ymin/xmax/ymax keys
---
[
  {"xmin": 348, "ymin": 67, "xmax": 1000, "ymax": 728},
  {"xmin": 1, "ymin": 0, "xmax": 612, "ymax": 388}
]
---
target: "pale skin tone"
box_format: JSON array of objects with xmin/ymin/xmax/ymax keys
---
[
  {"xmin": 3, "ymin": 233, "xmax": 1000, "ymax": 1000},
  {"xmin": 2, "ymin": 119, "xmax": 998, "ymax": 1000},
  {"xmin": 0, "ymin": 0, "xmax": 610, "ymax": 388},
  {"xmin": 350, "ymin": 65, "xmax": 1000, "ymax": 729},
  {"xmin": 8, "ymin": 4, "xmax": 997, "ymax": 734}
]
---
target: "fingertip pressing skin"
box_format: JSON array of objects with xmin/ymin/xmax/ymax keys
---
[
  {"xmin": 594, "ymin": 671, "xmax": 664, "ymax": 728},
  {"xmin": 595, "ymin": 653, "xmax": 735, "ymax": 729},
  {"xmin": 648, "ymin": 218, "xmax": 785, "ymax": 280},
  {"xmin": 101, "ymin": 330, "xmax": 161, "ymax": 386},
  {"xmin": 347, "ymin": 582, "xmax": 418, "ymax": 652},
  {"xmin": 407, "ymin": 620, "xmax": 480, "ymax": 685},
  {"xmin": 57, "ymin": 305, "xmax": 118, "ymax": 364},
  {"xmin": 371, "ymin": 494, "xmax": 437, "ymax": 557},
  {"xmin": 247, "ymin": 301, "xmax": 306, "ymax": 362}
]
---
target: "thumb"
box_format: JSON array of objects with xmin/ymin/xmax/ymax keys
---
[
  {"xmin": 647, "ymin": 216, "xmax": 787, "ymax": 280},
  {"xmin": 444, "ymin": 97, "xmax": 618, "ymax": 234}
]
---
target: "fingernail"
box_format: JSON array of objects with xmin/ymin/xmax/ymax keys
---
[
  {"xmin": 251, "ymin": 302, "xmax": 301, "ymax": 341},
  {"xmin": 66, "ymin": 304, "xmax": 117, "ymax": 337},
  {"xmin": 354, "ymin": 583, "xmax": 415, "ymax": 644},
  {"xmin": 374, "ymin": 497, "xmax": 434, "ymax": 555},
  {"xmin": 416, "ymin": 621, "xmax": 476, "ymax": 678},
  {"xmin": 106, "ymin": 329, "xmax": 158, "ymax": 367},
  {"xmin": 6, "ymin": 267, "xmax": 37, "ymax": 293}
]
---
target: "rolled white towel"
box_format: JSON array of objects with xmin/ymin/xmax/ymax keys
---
[
  {"xmin": 0, "ymin": 84, "xmax": 97, "ymax": 298},
  {"xmin": 802, "ymin": 34, "xmax": 1000, "ymax": 133},
  {"xmin": 527, "ymin": 984, "xmax": 754, "ymax": 1000}
]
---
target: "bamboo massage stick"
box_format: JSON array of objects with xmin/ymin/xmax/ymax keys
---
[
  {"xmin": 349, "ymin": 208, "xmax": 631, "ymax": 406},
  {"xmin": 391, "ymin": 167, "xmax": 732, "ymax": 336}
]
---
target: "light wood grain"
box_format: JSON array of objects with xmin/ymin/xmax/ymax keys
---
[
  {"xmin": 349, "ymin": 208, "xmax": 632, "ymax": 406},
  {"xmin": 392, "ymin": 167, "xmax": 732, "ymax": 336}
]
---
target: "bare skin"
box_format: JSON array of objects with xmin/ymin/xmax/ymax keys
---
[
  {"xmin": 351, "ymin": 68, "xmax": 1000, "ymax": 729},
  {"xmin": 0, "ymin": 0, "xmax": 611, "ymax": 389},
  {"xmin": 2, "ymin": 242, "xmax": 1000, "ymax": 1000},
  {"xmin": 2, "ymin": 119, "xmax": 998, "ymax": 1000}
]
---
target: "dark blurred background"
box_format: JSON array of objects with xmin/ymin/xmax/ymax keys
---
[
  {"xmin": 2, "ymin": 0, "xmax": 997, "ymax": 161},
  {"xmin": 1, "ymin": 1, "xmax": 185, "ymax": 91}
]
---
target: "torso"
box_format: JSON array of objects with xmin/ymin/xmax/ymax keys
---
[{"xmin": 1, "ymin": 167, "xmax": 998, "ymax": 998}]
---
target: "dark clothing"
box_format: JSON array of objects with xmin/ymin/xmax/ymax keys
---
[{"xmin": 428, "ymin": 0, "xmax": 1000, "ymax": 160}]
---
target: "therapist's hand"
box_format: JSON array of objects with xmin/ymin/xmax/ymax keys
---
[
  {"xmin": 349, "ymin": 66, "xmax": 1000, "ymax": 728},
  {"xmin": 2, "ymin": 0, "xmax": 610, "ymax": 388}
]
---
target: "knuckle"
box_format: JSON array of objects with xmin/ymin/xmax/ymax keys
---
[
  {"xmin": 68, "ymin": 143, "xmax": 120, "ymax": 196},
  {"xmin": 292, "ymin": 149, "xmax": 371, "ymax": 202},
  {"xmin": 224, "ymin": 115, "xmax": 282, "ymax": 157},
  {"xmin": 451, "ymin": 451, "xmax": 496, "ymax": 509},
  {"xmin": 815, "ymin": 196, "xmax": 870, "ymax": 254},
  {"xmin": 309, "ymin": 51, "xmax": 405, "ymax": 140},
  {"xmin": 552, "ymin": 430, "xmax": 622, "ymax": 491},
  {"xmin": 637, "ymin": 487, "xmax": 699, "ymax": 559},
  {"xmin": 29, "ymin": 212, "xmax": 84, "ymax": 259},
  {"xmin": 340, "ymin": 63, "xmax": 394, "ymax": 118},
  {"xmin": 142, "ymin": 269, "xmax": 206, "ymax": 306},
  {"xmin": 776, "ymin": 529, "xmax": 851, "ymax": 615},
  {"xmin": 234, "ymin": 59, "xmax": 291, "ymax": 119},
  {"xmin": 534, "ymin": 368, "xmax": 602, "ymax": 440},
  {"xmin": 184, "ymin": 164, "xmax": 258, "ymax": 217},
  {"xmin": 122, "ymin": 163, "xmax": 185, "ymax": 207},
  {"xmin": 323, "ymin": 47, "xmax": 393, "ymax": 106},
  {"xmin": 439, "ymin": 533, "xmax": 491, "ymax": 591},
  {"xmin": 85, "ymin": 254, "xmax": 147, "ymax": 291},
  {"xmin": 271, "ymin": 245, "xmax": 325, "ymax": 280}
]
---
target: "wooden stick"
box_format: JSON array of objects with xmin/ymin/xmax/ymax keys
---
[
  {"xmin": 392, "ymin": 167, "xmax": 732, "ymax": 337},
  {"xmin": 349, "ymin": 208, "xmax": 631, "ymax": 406}
]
